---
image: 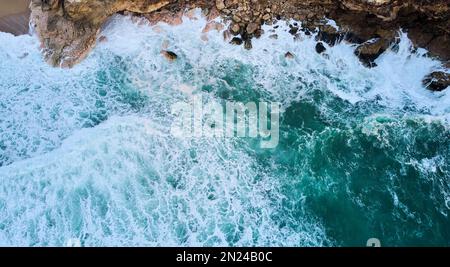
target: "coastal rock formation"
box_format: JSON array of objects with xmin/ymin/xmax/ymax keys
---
[
  {"xmin": 29, "ymin": 0, "xmax": 450, "ymax": 68},
  {"xmin": 30, "ymin": 0, "xmax": 172, "ymax": 67},
  {"xmin": 354, "ymin": 38, "xmax": 391, "ymax": 67},
  {"xmin": 315, "ymin": 42, "xmax": 326, "ymax": 54},
  {"xmin": 423, "ymin": 72, "xmax": 450, "ymax": 92}
]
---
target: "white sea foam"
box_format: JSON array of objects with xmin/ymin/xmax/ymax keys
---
[{"xmin": 0, "ymin": 116, "xmax": 328, "ymax": 246}]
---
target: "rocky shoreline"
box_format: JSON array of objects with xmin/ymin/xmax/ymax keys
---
[{"xmin": 29, "ymin": 0, "xmax": 449, "ymax": 90}]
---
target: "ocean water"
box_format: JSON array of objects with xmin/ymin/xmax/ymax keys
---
[{"xmin": 0, "ymin": 10, "xmax": 449, "ymax": 246}]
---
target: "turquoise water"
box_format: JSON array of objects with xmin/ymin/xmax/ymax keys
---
[{"xmin": 0, "ymin": 12, "xmax": 449, "ymax": 246}]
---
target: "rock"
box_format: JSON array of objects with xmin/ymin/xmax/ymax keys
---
[
  {"xmin": 232, "ymin": 15, "xmax": 242, "ymax": 23},
  {"xmin": 230, "ymin": 23, "xmax": 241, "ymax": 35},
  {"xmin": 254, "ymin": 29, "xmax": 264, "ymax": 38},
  {"xmin": 315, "ymin": 42, "xmax": 326, "ymax": 54},
  {"xmin": 161, "ymin": 50, "xmax": 178, "ymax": 62},
  {"xmin": 269, "ymin": 34, "xmax": 278, "ymax": 39},
  {"xmin": 244, "ymin": 39, "xmax": 253, "ymax": 50},
  {"xmin": 230, "ymin": 37, "xmax": 243, "ymax": 45},
  {"xmin": 216, "ymin": 0, "xmax": 226, "ymax": 11},
  {"xmin": 246, "ymin": 22, "xmax": 259, "ymax": 35},
  {"xmin": 222, "ymin": 8, "xmax": 231, "ymax": 15},
  {"xmin": 145, "ymin": 10, "xmax": 183, "ymax": 26},
  {"xmin": 316, "ymin": 24, "xmax": 342, "ymax": 46},
  {"xmin": 289, "ymin": 27, "xmax": 299, "ymax": 35},
  {"xmin": 354, "ymin": 38, "xmax": 390, "ymax": 67},
  {"xmin": 285, "ymin": 52, "xmax": 295, "ymax": 59},
  {"xmin": 185, "ymin": 9, "xmax": 199, "ymax": 20},
  {"xmin": 302, "ymin": 28, "xmax": 311, "ymax": 36},
  {"xmin": 427, "ymin": 35, "xmax": 450, "ymax": 61},
  {"xmin": 262, "ymin": 14, "xmax": 271, "ymax": 21},
  {"xmin": 423, "ymin": 72, "xmax": 450, "ymax": 92},
  {"xmin": 30, "ymin": 0, "xmax": 171, "ymax": 67},
  {"xmin": 98, "ymin": 36, "xmax": 108, "ymax": 43}
]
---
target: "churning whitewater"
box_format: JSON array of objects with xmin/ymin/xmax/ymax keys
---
[{"xmin": 0, "ymin": 10, "xmax": 449, "ymax": 246}]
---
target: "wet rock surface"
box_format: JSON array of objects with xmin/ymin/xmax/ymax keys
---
[
  {"xmin": 315, "ymin": 42, "xmax": 326, "ymax": 54},
  {"xmin": 423, "ymin": 72, "xmax": 450, "ymax": 92},
  {"xmin": 354, "ymin": 38, "xmax": 391, "ymax": 67},
  {"xmin": 161, "ymin": 50, "xmax": 178, "ymax": 62}
]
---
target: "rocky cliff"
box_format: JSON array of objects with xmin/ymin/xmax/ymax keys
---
[
  {"xmin": 30, "ymin": 0, "xmax": 449, "ymax": 68},
  {"xmin": 30, "ymin": 0, "xmax": 173, "ymax": 67}
]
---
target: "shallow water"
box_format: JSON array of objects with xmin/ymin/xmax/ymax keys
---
[{"xmin": 0, "ymin": 11, "xmax": 449, "ymax": 246}]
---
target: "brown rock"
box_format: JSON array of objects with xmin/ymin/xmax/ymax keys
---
[
  {"xmin": 222, "ymin": 9, "xmax": 231, "ymax": 15},
  {"xmin": 355, "ymin": 38, "xmax": 390, "ymax": 67},
  {"xmin": 285, "ymin": 52, "xmax": 295, "ymax": 59},
  {"xmin": 316, "ymin": 24, "xmax": 342, "ymax": 46},
  {"xmin": 216, "ymin": 0, "xmax": 226, "ymax": 11},
  {"xmin": 30, "ymin": 0, "xmax": 171, "ymax": 67},
  {"xmin": 262, "ymin": 14, "xmax": 271, "ymax": 21},
  {"xmin": 232, "ymin": 15, "xmax": 242, "ymax": 23},
  {"xmin": 230, "ymin": 37, "xmax": 243, "ymax": 45},
  {"xmin": 161, "ymin": 50, "xmax": 178, "ymax": 62},
  {"xmin": 230, "ymin": 23, "xmax": 240, "ymax": 35},
  {"xmin": 98, "ymin": 36, "xmax": 108, "ymax": 43},
  {"xmin": 246, "ymin": 22, "xmax": 259, "ymax": 35},
  {"xmin": 423, "ymin": 72, "xmax": 450, "ymax": 92}
]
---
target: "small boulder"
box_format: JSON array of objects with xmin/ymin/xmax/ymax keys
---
[
  {"xmin": 254, "ymin": 29, "xmax": 264, "ymax": 39},
  {"xmin": 230, "ymin": 24, "xmax": 241, "ymax": 35},
  {"xmin": 316, "ymin": 24, "xmax": 342, "ymax": 46},
  {"xmin": 161, "ymin": 50, "xmax": 178, "ymax": 62},
  {"xmin": 285, "ymin": 52, "xmax": 295, "ymax": 59},
  {"xmin": 423, "ymin": 72, "xmax": 450, "ymax": 92},
  {"xmin": 246, "ymin": 22, "xmax": 259, "ymax": 35},
  {"xmin": 98, "ymin": 36, "xmax": 108, "ymax": 43},
  {"xmin": 355, "ymin": 38, "xmax": 390, "ymax": 68},
  {"xmin": 262, "ymin": 14, "xmax": 271, "ymax": 21},
  {"xmin": 230, "ymin": 37, "xmax": 243, "ymax": 45},
  {"xmin": 215, "ymin": 0, "xmax": 225, "ymax": 10},
  {"xmin": 244, "ymin": 39, "xmax": 253, "ymax": 50},
  {"xmin": 289, "ymin": 27, "xmax": 299, "ymax": 35},
  {"xmin": 315, "ymin": 42, "xmax": 326, "ymax": 54},
  {"xmin": 232, "ymin": 15, "xmax": 242, "ymax": 23}
]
